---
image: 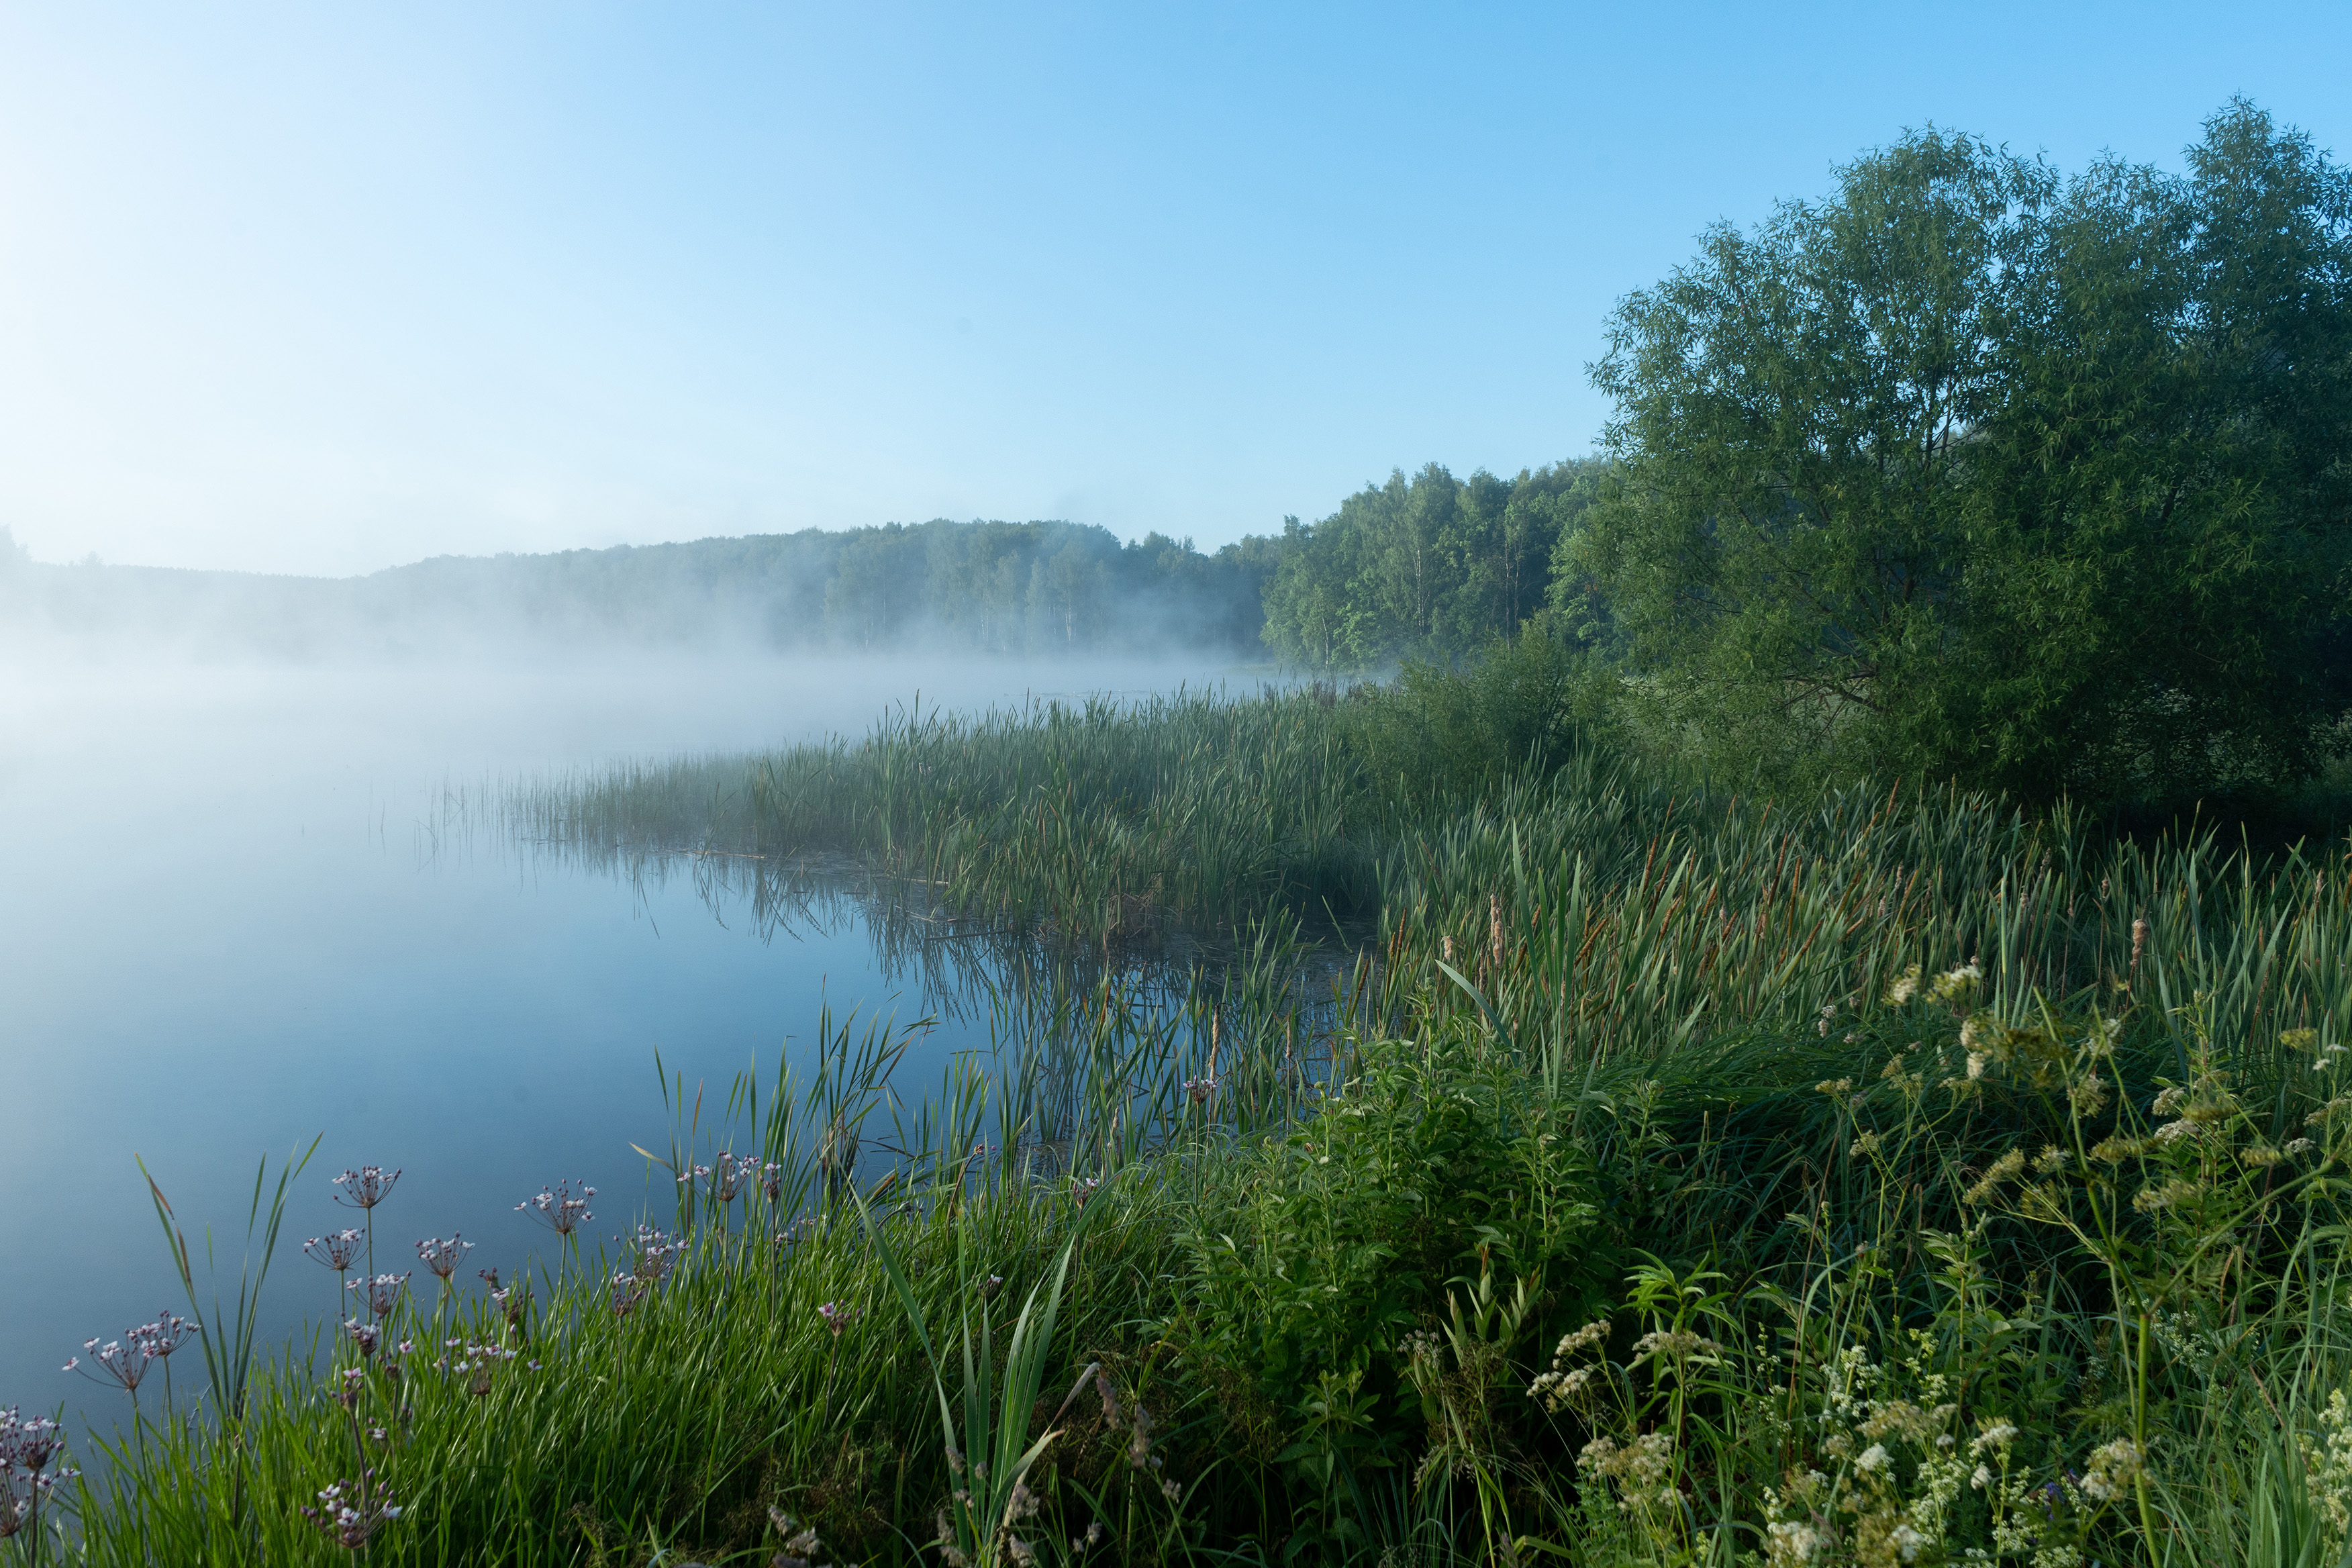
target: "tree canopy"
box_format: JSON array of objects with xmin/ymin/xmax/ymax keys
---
[
  {"xmin": 1259, "ymin": 459, "xmax": 1604, "ymax": 670},
  {"xmin": 1566, "ymin": 101, "xmax": 2352, "ymax": 809}
]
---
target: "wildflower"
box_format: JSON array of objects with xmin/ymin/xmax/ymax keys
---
[
  {"xmin": 1183, "ymin": 1074, "xmax": 1219, "ymax": 1105},
  {"xmin": 2284, "ymin": 1028, "xmax": 2320, "ymax": 1052},
  {"xmin": 68, "ymin": 1331, "xmax": 158, "ymax": 1398},
  {"xmin": 1972, "ymin": 1463, "xmax": 1994, "ymax": 1489},
  {"xmin": 2243, "ymin": 1144, "xmax": 2285, "ymax": 1168},
  {"xmin": 626, "ymin": 1226, "xmax": 683, "ymax": 1285},
  {"xmin": 517, "ymin": 1180, "xmax": 595, "ymax": 1236},
  {"xmin": 2287, "ymin": 1137, "xmax": 2318, "ymax": 1157},
  {"xmin": 2079, "ymin": 1437, "xmax": 2145, "ymax": 1501},
  {"xmin": 0, "ymin": 1407, "xmax": 78, "ymax": 1540},
  {"xmin": 1887, "ymin": 966, "xmax": 1922, "ymax": 1005},
  {"xmin": 1765, "ymin": 1520, "xmax": 1822, "ymax": 1564},
  {"xmin": 415, "ymin": 1234, "xmax": 473, "ymax": 1286},
  {"xmin": 1966, "ymin": 1052, "xmax": 1987, "ymax": 1079},
  {"xmin": 818, "ymin": 1302, "xmax": 853, "ymax": 1338},
  {"xmin": 1529, "ymin": 1365, "xmax": 1598, "ymax": 1412},
  {"xmin": 303, "ymin": 1474, "xmax": 403, "ymax": 1549},
  {"xmin": 1890, "ymin": 1523, "xmax": 1926, "ymax": 1562},
  {"xmin": 305, "ymin": 1228, "xmax": 364, "ymax": 1275},
  {"xmin": 712, "ymin": 1153, "xmax": 752, "ymax": 1204},
  {"xmin": 1855, "ymin": 1442, "xmax": 1890, "ymax": 1472},
  {"xmin": 1851, "ymin": 1131, "xmax": 1882, "ymax": 1159},
  {"xmin": 1970, "ymin": 1421, "xmax": 2019, "ymax": 1455},
  {"xmin": 346, "ymin": 1318, "xmax": 381, "ymax": 1359},
  {"xmin": 488, "ymin": 1282, "xmax": 528, "ymax": 1330},
  {"xmin": 332, "ymin": 1166, "xmax": 401, "ymax": 1211},
  {"xmin": 1071, "ymin": 1175, "xmax": 1102, "ymax": 1210},
  {"xmin": 1816, "ymin": 1078, "xmax": 1855, "ymax": 1096},
  {"xmin": 1549, "ymin": 1319, "xmax": 1612, "ymax": 1361},
  {"xmin": 350, "ymin": 1273, "xmax": 409, "ymax": 1319}
]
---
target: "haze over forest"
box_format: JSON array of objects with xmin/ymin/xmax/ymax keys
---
[{"xmin": 0, "ymin": 457, "xmax": 1600, "ymax": 665}]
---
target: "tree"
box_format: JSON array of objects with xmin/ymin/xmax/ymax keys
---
[
  {"xmin": 1262, "ymin": 462, "xmax": 1602, "ymax": 670},
  {"xmin": 1571, "ymin": 103, "xmax": 2352, "ymax": 808}
]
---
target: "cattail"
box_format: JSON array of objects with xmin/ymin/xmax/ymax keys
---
[
  {"xmin": 2131, "ymin": 917, "xmax": 2148, "ymax": 973},
  {"xmin": 1491, "ymin": 893, "xmax": 1504, "ymax": 972}
]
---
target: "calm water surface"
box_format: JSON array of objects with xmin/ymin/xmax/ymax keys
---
[{"xmin": 0, "ymin": 652, "xmax": 1223, "ymax": 1428}]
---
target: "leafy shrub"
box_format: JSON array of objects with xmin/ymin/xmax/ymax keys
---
[
  {"xmin": 1165, "ymin": 1022, "xmax": 1611, "ymax": 1502},
  {"xmin": 1340, "ymin": 632, "xmax": 1610, "ymax": 804}
]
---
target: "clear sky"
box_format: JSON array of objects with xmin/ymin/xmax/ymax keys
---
[{"xmin": 1, "ymin": 2, "xmax": 2346, "ymax": 577}]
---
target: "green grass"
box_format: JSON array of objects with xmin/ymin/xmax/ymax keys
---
[{"xmin": 26, "ymin": 677, "xmax": 2352, "ymax": 1566}]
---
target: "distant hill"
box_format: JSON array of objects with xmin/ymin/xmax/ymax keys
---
[{"xmin": 0, "ymin": 520, "xmax": 1283, "ymax": 660}]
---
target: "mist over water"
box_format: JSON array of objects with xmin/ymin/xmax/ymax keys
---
[{"xmin": 0, "ymin": 648, "xmax": 1240, "ymax": 1428}]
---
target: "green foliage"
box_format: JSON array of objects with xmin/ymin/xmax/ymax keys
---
[
  {"xmin": 52, "ymin": 680, "xmax": 2352, "ymax": 1565},
  {"xmin": 1573, "ymin": 101, "xmax": 2352, "ymax": 812},
  {"xmin": 867, "ymin": 1193, "xmax": 1098, "ymax": 1568},
  {"xmin": 1261, "ymin": 462, "xmax": 1604, "ymax": 671},
  {"xmin": 1338, "ymin": 631, "xmax": 1609, "ymax": 804},
  {"xmin": 1171, "ymin": 1024, "xmax": 1608, "ymax": 1445}
]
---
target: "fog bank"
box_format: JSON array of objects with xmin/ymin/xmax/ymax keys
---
[{"xmin": 0, "ymin": 518, "xmax": 1280, "ymax": 665}]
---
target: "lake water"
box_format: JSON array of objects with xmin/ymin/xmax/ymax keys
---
[{"xmin": 0, "ymin": 652, "xmax": 1232, "ymax": 1430}]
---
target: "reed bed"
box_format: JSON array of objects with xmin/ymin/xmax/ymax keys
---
[{"xmin": 20, "ymin": 682, "xmax": 2352, "ymax": 1566}]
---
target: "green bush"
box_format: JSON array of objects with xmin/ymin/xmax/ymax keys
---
[
  {"xmin": 1338, "ymin": 632, "xmax": 1610, "ymax": 804},
  {"xmin": 1165, "ymin": 1022, "xmax": 1610, "ymax": 1516}
]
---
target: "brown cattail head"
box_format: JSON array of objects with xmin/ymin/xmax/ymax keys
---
[
  {"xmin": 2131, "ymin": 918, "xmax": 2149, "ymax": 971},
  {"xmin": 1490, "ymin": 893, "xmax": 1504, "ymax": 970}
]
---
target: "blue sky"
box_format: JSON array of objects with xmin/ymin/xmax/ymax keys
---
[{"xmin": 1, "ymin": 2, "xmax": 2346, "ymax": 576}]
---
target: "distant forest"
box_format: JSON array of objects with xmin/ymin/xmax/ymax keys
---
[{"xmin": 0, "ymin": 479, "xmax": 1589, "ymax": 664}]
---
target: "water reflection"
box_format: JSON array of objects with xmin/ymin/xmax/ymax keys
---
[{"xmin": 0, "ymin": 654, "xmax": 1261, "ymax": 1438}]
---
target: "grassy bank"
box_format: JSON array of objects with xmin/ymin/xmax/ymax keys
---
[{"xmin": 19, "ymin": 677, "xmax": 2352, "ymax": 1566}]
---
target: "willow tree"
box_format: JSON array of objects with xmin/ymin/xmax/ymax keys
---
[{"xmin": 1571, "ymin": 102, "xmax": 2352, "ymax": 808}]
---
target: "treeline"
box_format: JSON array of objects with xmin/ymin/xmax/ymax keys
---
[
  {"xmin": 1283, "ymin": 102, "xmax": 2352, "ymax": 826},
  {"xmin": 1258, "ymin": 459, "xmax": 1604, "ymax": 669},
  {"xmin": 0, "ymin": 519, "xmax": 1280, "ymax": 659}
]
